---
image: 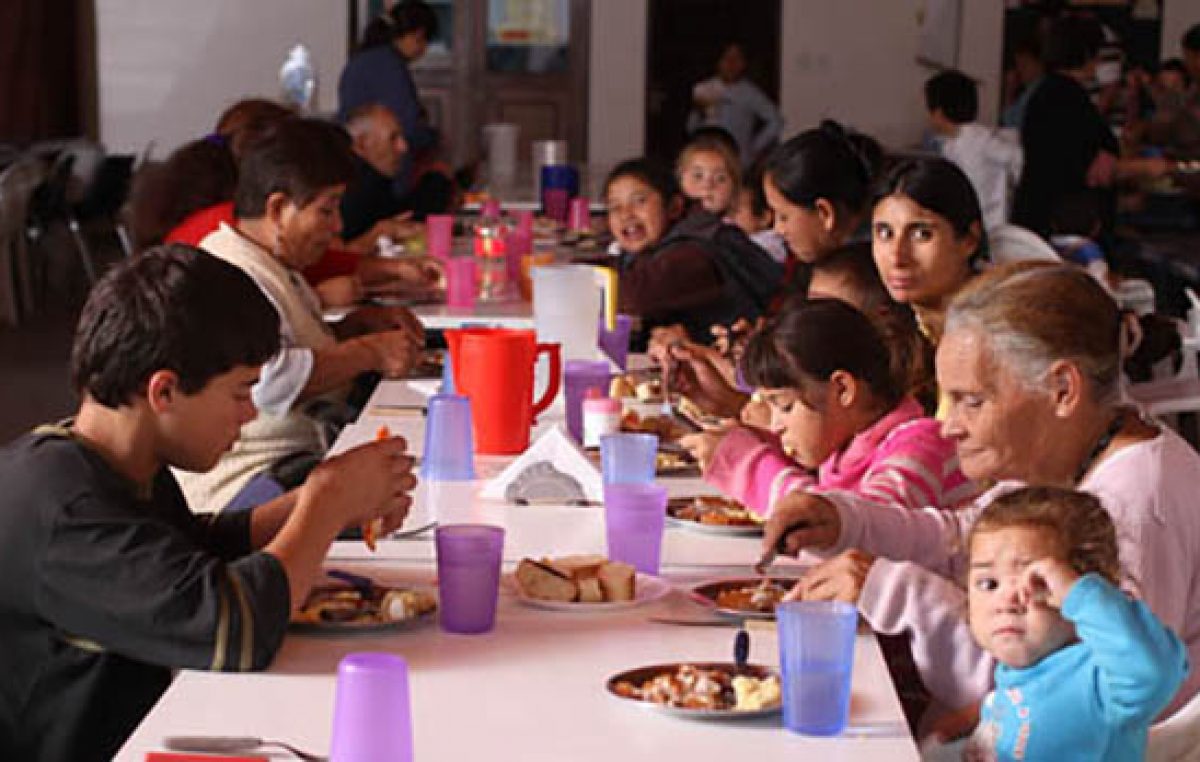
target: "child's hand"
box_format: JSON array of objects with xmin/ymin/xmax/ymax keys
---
[
  {"xmin": 679, "ymin": 424, "xmax": 732, "ymax": 472},
  {"xmin": 1019, "ymin": 558, "xmax": 1080, "ymax": 610}
]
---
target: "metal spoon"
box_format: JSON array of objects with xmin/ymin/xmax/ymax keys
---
[{"xmin": 164, "ymin": 735, "xmax": 326, "ymax": 761}]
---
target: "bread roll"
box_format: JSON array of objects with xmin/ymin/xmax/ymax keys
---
[
  {"xmin": 516, "ymin": 559, "xmax": 577, "ymax": 602},
  {"xmin": 547, "ymin": 554, "xmax": 608, "ymax": 581},
  {"xmin": 598, "ymin": 561, "xmax": 636, "ymax": 602},
  {"xmin": 577, "ymin": 577, "xmax": 605, "ymax": 603}
]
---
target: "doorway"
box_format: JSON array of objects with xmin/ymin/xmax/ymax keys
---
[{"xmin": 645, "ymin": 0, "xmax": 781, "ymax": 164}]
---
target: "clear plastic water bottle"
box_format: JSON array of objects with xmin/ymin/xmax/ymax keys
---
[
  {"xmin": 474, "ymin": 203, "xmax": 510, "ymax": 301},
  {"xmin": 280, "ymin": 44, "xmax": 317, "ymax": 112}
]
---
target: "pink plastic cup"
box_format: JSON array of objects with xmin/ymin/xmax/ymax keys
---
[
  {"xmin": 568, "ymin": 197, "xmax": 591, "ymax": 232},
  {"xmin": 447, "ymin": 256, "xmax": 477, "ymax": 308},
  {"xmin": 426, "ymin": 214, "xmax": 453, "ymax": 260},
  {"xmin": 543, "ymin": 188, "xmax": 569, "ymax": 223}
]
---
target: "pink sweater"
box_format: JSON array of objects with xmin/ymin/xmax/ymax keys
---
[
  {"xmin": 831, "ymin": 424, "xmax": 1200, "ymax": 719},
  {"xmin": 705, "ymin": 397, "xmax": 979, "ymax": 517}
]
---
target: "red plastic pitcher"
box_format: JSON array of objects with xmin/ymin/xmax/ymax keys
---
[{"xmin": 444, "ymin": 328, "xmax": 562, "ymax": 454}]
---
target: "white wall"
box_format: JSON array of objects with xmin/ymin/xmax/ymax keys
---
[
  {"xmin": 96, "ymin": 0, "xmax": 347, "ymax": 157},
  {"xmin": 587, "ymin": 0, "xmax": 648, "ymax": 168},
  {"xmin": 779, "ymin": 0, "xmax": 1003, "ymax": 151}
]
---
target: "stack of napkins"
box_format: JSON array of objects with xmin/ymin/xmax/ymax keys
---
[{"xmin": 481, "ymin": 425, "xmax": 603, "ymax": 504}]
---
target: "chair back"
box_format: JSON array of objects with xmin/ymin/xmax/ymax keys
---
[
  {"xmin": 987, "ymin": 224, "xmax": 1061, "ymax": 264},
  {"xmin": 0, "ymin": 156, "xmax": 49, "ymax": 324}
]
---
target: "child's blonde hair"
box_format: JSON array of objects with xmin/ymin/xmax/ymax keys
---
[
  {"xmin": 968, "ymin": 486, "xmax": 1121, "ymax": 585},
  {"xmin": 676, "ymin": 133, "xmax": 741, "ymax": 193}
]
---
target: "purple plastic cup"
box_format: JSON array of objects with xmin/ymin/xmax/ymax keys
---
[
  {"xmin": 568, "ymin": 196, "xmax": 590, "ymax": 231},
  {"xmin": 600, "ymin": 432, "xmax": 658, "ymax": 484},
  {"xmin": 421, "ymin": 394, "xmax": 476, "ymax": 480},
  {"xmin": 603, "ymin": 482, "xmax": 667, "ymax": 575},
  {"xmin": 435, "ymin": 524, "xmax": 505, "ymax": 634},
  {"xmin": 328, "ymin": 652, "xmax": 414, "ymax": 762},
  {"xmin": 597, "ymin": 313, "xmax": 633, "ymax": 370},
  {"xmin": 426, "ymin": 214, "xmax": 453, "ymax": 260},
  {"xmin": 777, "ymin": 600, "xmax": 858, "ymax": 735},
  {"xmin": 447, "ymin": 256, "xmax": 477, "ymax": 308},
  {"xmin": 563, "ymin": 359, "xmax": 611, "ymax": 442}
]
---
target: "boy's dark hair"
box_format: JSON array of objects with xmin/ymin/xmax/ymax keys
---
[
  {"xmin": 1183, "ymin": 23, "xmax": 1200, "ymax": 53},
  {"xmin": 765, "ymin": 120, "xmax": 880, "ymax": 217},
  {"xmin": 604, "ymin": 157, "xmax": 681, "ymax": 205},
  {"xmin": 71, "ymin": 244, "xmax": 280, "ymax": 407},
  {"xmin": 361, "ymin": 0, "xmax": 439, "ymax": 50},
  {"xmin": 234, "ymin": 118, "xmax": 355, "ymax": 219},
  {"xmin": 924, "ymin": 70, "xmax": 979, "ymax": 123},
  {"xmin": 970, "ymin": 486, "xmax": 1121, "ymax": 586},
  {"xmin": 743, "ymin": 297, "xmax": 903, "ymax": 412},
  {"xmin": 1041, "ymin": 15, "xmax": 1103, "ymax": 72}
]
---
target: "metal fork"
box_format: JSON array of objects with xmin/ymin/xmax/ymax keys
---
[{"xmin": 165, "ymin": 735, "xmax": 326, "ymax": 761}]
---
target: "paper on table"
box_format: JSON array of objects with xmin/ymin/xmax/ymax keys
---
[
  {"xmin": 329, "ymin": 417, "xmax": 426, "ymax": 459},
  {"xmin": 481, "ymin": 424, "xmax": 603, "ymax": 503},
  {"xmin": 369, "ymin": 379, "xmax": 440, "ymax": 411}
]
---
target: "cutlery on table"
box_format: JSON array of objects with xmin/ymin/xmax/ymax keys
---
[
  {"xmin": 164, "ymin": 735, "xmax": 326, "ymax": 762},
  {"xmin": 753, "ymin": 519, "xmax": 813, "ymax": 576},
  {"xmin": 733, "ymin": 627, "xmax": 751, "ymax": 674},
  {"xmin": 325, "ymin": 568, "xmax": 375, "ymax": 597},
  {"xmin": 647, "ymin": 615, "xmax": 742, "ymax": 627}
]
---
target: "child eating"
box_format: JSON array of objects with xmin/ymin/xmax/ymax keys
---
[{"xmin": 963, "ymin": 486, "xmax": 1187, "ymax": 760}]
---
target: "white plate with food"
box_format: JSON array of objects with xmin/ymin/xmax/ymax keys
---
[
  {"xmin": 666, "ymin": 496, "xmax": 764, "ymax": 537},
  {"xmin": 690, "ymin": 577, "xmax": 799, "ymax": 620},
  {"xmin": 511, "ymin": 555, "xmax": 672, "ymax": 612},
  {"xmin": 607, "ymin": 662, "xmax": 782, "ymax": 719},
  {"xmin": 290, "ymin": 577, "xmax": 437, "ymax": 634}
]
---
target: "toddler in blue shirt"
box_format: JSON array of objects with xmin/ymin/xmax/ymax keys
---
[{"xmin": 963, "ymin": 486, "xmax": 1188, "ymax": 761}]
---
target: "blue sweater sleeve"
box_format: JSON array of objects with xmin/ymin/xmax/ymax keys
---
[
  {"xmin": 1062, "ymin": 573, "xmax": 1189, "ymax": 727},
  {"xmin": 337, "ymin": 49, "xmax": 436, "ymax": 151}
]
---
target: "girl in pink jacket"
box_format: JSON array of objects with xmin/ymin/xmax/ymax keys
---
[{"xmin": 697, "ymin": 298, "xmax": 978, "ymax": 516}]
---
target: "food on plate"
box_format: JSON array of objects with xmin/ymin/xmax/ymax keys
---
[
  {"xmin": 293, "ymin": 584, "xmax": 436, "ymax": 625},
  {"xmin": 712, "ymin": 579, "xmax": 789, "ymax": 613},
  {"xmin": 515, "ymin": 555, "xmax": 636, "ymax": 603},
  {"xmin": 654, "ymin": 450, "xmax": 693, "ymax": 472},
  {"xmin": 612, "ymin": 664, "xmax": 781, "ymax": 711},
  {"xmin": 621, "ymin": 410, "xmax": 690, "ymax": 442},
  {"xmin": 609, "ymin": 375, "xmax": 636, "ymax": 399},
  {"xmin": 668, "ymin": 496, "xmax": 761, "ymax": 527}
]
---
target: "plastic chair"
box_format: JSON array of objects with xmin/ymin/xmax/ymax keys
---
[
  {"xmin": 1148, "ymin": 690, "xmax": 1200, "ymax": 761},
  {"xmin": 0, "ymin": 155, "xmax": 48, "ymax": 325},
  {"xmin": 1126, "ymin": 319, "xmax": 1200, "ymax": 440},
  {"xmin": 26, "ymin": 152, "xmax": 98, "ymax": 304},
  {"xmin": 987, "ymin": 224, "xmax": 1061, "ymax": 264}
]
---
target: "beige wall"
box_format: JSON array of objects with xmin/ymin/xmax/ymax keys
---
[
  {"xmin": 96, "ymin": 0, "xmax": 347, "ymax": 156},
  {"xmin": 779, "ymin": 0, "xmax": 1003, "ymax": 151},
  {"xmin": 588, "ymin": 0, "xmax": 648, "ymax": 168},
  {"xmin": 1163, "ymin": 0, "xmax": 1200, "ymax": 58}
]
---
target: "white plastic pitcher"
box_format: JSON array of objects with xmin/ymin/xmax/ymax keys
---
[
  {"xmin": 531, "ymin": 264, "xmax": 618, "ymax": 361},
  {"xmin": 483, "ymin": 123, "xmax": 519, "ymax": 182}
]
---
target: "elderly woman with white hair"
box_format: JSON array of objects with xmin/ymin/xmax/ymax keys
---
[{"xmin": 761, "ymin": 263, "xmax": 1200, "ymax": 721}]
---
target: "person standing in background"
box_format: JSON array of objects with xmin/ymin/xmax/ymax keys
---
[
  {"xmin": 687, "ymin": 42, "xmax": 784, "ymax": 170},
  {"xmin": 337, "ymin": 0, "xmax": 452, "ymax": 218}
]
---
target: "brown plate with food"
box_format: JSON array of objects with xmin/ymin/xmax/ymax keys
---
[
  {"xmin": 690, "ymin": 577, "xmax": 799, "ymax": 620},
  {"xmin": 607, "ymin": 662, "xmax": 782, "ymax": 719},
  {"xmin": 667, "ymin": 496, "xmax": 764, "ymax": 537},
  {"xmin": 290, "ymin": 581, "xmax": 437, "ymax": 634}
]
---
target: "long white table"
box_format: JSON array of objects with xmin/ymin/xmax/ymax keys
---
[
  {"xmin": 324, "ymin": 298, "xmax": 534, "ymax": 330},
  {"xmin": 116, "ymin": 377, "xmax": 919, "ymax": 761}
]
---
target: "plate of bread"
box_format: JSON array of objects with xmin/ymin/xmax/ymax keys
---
[
  {"xmin": 607, "ymin": 662, "xmax": 782, "ymax": 719},
  {"xmin": 666, "ymin": 496, "xmax": 764, "ymax": 536},
  {"xmin": 513, "ymin": 554, "xmax": 671, "ymax": 611},
  {"xmin": 291, "ymin": 583, "xmax": 437, "ymax": 634}
]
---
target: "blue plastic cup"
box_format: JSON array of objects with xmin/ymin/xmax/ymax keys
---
[
  {"xmin": 564, "ymin": 359, "xmax": 611, "ymax": 443},
  {"xmin": 599, "ymin": 432, "xmax": 658, "ymax": 484},
  {"xmin": 776, "ymin": 601, "xmax": 858, "ymax": 735},
  {"xmin": 435, "ymin": 524, "xmax": 505, "ymax": 634},
  {"xmin": 421, "ymin": 394, "xmax": 476, "ymax": 480},
  {"xmin": 603, "ymin": 482, "xmax": 668, "ymax": 574},
  {"xmin": 329, "ymin": 652, "xmax": 413, "ymax": 762}
]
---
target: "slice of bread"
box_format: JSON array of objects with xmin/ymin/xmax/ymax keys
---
[
  {"xmin": 547, "ymin": 554, "xmax": 608, "ymax": 581},
  {"xmin": 577, "ymin": 576, "xmax": 605, "ymax": 603},
  {"xmin": 597, "ymin": 561, "xmax": 636, "ymax": 602},
  {"xmin": 515, "ymin": 558, "xmax": 577, "ymax": 603}
]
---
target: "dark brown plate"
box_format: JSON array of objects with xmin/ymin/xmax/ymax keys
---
[{"xmin": 690, "ymin": 577, "xmax": 802, "ymax": 620}]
